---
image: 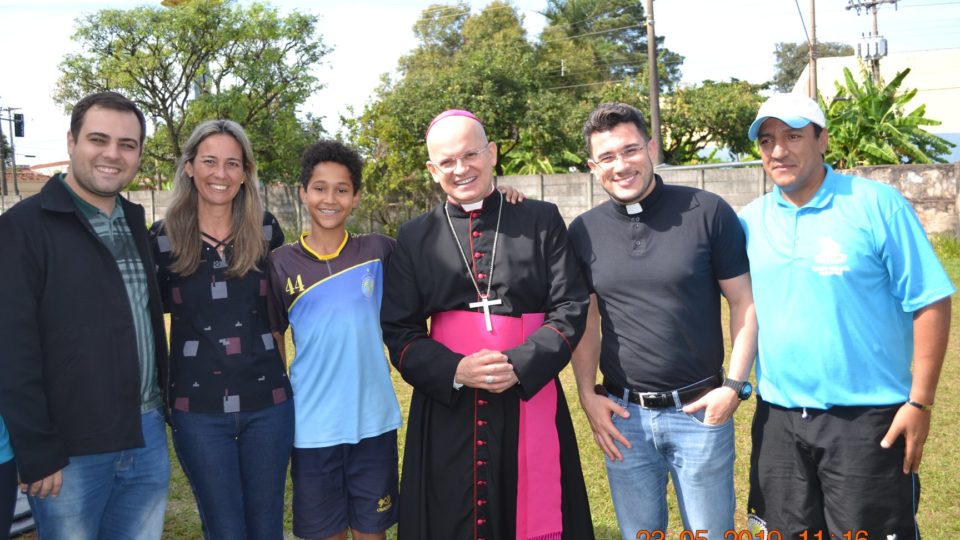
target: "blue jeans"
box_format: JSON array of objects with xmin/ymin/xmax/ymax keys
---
[
  {"xmin": 28, "ymin": 408, "xmax": 170, "ymax": 540},
  {"xmin": 605, "ymin": 394, "xmax": 735, "ymax": 540},
  {"xmin": 172, "ymin": 399, "xmax": 294, "ymax": 540}
]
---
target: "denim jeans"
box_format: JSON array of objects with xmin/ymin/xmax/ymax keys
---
[
  {"xmin": 605, "ymin": 394, "xmax": 735, "ymax": 540},
  {"xmin": 172, "ymin": 399, "xmax": 294, "ymax": 540},
  {"xmin": 28, "ymin": 407, "xmax": 170, "ymax": 540}
]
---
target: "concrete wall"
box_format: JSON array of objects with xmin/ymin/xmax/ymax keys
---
[
  {"xmin": 3, "ymin": 163, "xmax": 958, "ymax": 236},
  {"xmin": 505, "ymin": 163, "xmax": 960, "ymax": 235}
]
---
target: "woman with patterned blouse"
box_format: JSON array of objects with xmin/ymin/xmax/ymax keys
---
[{"xmin": 149, "ymin": 120, "xmax": 293, "ymax": 540}]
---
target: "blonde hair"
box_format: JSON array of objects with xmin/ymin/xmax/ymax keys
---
[{"xmin": 163, "ymin": 119, "xmax": 266, "ymax": 279}]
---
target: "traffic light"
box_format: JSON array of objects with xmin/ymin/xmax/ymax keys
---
[{"xmin": 13, "ymin": 113, "xmax": 24, "ymax": 137}]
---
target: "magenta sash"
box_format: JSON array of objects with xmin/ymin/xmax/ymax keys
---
[{"xmin": 431, "ymin": 310, "xmax": 563, "ymax": 540}]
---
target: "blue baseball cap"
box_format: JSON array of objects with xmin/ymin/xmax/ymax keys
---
[{"xmin": 748, "ymin": 93, "xmax": 826, "ymax": 141}]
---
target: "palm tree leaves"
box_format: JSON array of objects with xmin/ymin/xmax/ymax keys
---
[{"xmin": 823, "ymin": 67, "xmax": 954, "ymax": 168}]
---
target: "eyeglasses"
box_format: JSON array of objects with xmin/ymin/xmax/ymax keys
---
[
  {"xmin": 592, "ymin": 144, "xmax": 647, "ymax": 168},
  {"xmin": 431, "ymin": 146, "xmax": 489, "ymax": 174}
]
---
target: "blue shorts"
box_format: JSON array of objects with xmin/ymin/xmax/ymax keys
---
[{"xmin": 291, "ymin": 430, "xmax": 399, "ymax": 538}]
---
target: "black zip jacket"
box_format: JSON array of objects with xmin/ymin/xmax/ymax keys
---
[{"xmin": 0, "ymin": 178, "xmax": 169, "ymax": 483}]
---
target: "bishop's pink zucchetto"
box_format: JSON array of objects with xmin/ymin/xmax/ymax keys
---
[{"xmin": 425, "ymin": 109, "xmax": 483, "ymax": 140}]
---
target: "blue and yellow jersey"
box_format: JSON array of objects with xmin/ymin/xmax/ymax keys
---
[{"xmin": 267, "ymin": 232, "xmax": 402, "ymax": 448}]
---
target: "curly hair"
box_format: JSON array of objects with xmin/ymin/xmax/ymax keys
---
[{"xmin": 299, "ymin": 140, "xmax": 363, "ymax": 192}]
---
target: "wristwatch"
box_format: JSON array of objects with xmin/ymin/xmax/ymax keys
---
[{"xmin": 722, "ymin": 378, "xmax": 753, "ymax": 400}]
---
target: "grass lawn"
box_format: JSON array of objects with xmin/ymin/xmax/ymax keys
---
[{"xmin": 27, "ymin": 244, "xmax": 958, "ymax": 539}]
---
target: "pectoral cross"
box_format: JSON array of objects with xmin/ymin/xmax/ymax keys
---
[{"xmin": 469, "ymin": 294, "xmax": 503, "ymax": 332}]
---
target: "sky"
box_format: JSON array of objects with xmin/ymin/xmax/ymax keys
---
[{"xmin": 1, "ymin": 0, "xmax": 958, "ymax": 166}]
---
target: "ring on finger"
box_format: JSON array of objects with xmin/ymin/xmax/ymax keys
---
[{"xmin": 484, "ymin": 375, "xmax": 494, "ymax": 385}]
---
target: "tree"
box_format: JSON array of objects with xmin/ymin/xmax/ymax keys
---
[
  {"xmin": 0, "ymin": 132, "xmax": 10, "ymax": 166},
  {"xmin": 538, "ymin": 0, "xmax": 684, "ymax": 92},
  {"xmin": 660, "ymin": 79, "xmax": 764, "ymax": 164},
  {"xmin": 55, "ymin": 0, "xmax": 329, "ymax": 184},
  {"xmin": 823, "ymin": 67, "xmax": 955, "ymax": 168},
  {"xmin": 771, "ymin": 41, "xmax": 854, "ymax": 92}
]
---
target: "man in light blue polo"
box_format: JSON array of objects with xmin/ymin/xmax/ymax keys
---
[{"xmin": 739, "ymin": 93, "xmax": 954, "ymax": 539}]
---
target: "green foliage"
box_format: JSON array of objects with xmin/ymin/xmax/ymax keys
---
[
  {"xmin": 539, "ymin": 0, "xmax": 683, "ymax": 90},
  {"xmin": 55, "ymin": 0, "xmax": 329, "ymax": 185},
  {"xmin": 770, "ymin": 41, "xmax": 854, "ymax": 92},
  {"xmin": 660, "ymin": 79, "xmax": 764, "ymax": 164},
  {"xmin": 823, "ymin": 67, "xmax": 955, "ymax": 168},
  {"xmin": 0, "ymin": 132, "xmax": 10, "ymax": 165}
]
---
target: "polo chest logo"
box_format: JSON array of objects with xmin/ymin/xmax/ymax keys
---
[
  {"xmin": 811, "ymin": 236, "xmax": 850, "ymax": 277},
  {"xmin": 361, "ymin": 268, "xmax": 376, "ymax": 298}
]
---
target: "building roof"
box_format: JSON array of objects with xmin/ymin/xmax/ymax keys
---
[
  {"xmin": 3, "ymin": 168, "xmax": 50, "ymax": 183},
  {"xmin": 30, "ymin": 160, "xmax": 70, "ymax": 171}
]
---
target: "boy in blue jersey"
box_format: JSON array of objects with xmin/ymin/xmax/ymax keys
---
[{"xmin": 267, "ymin": 140, "xmax": 402, "ymax": 540}]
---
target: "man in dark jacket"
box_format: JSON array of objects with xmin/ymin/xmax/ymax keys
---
[{"xmin": 0, "ymin": 91, "xmax": 170, "ymax": 539}]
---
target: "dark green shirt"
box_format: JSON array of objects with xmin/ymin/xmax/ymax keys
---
[{"xmin": 60, "ymin": 176, "xmax": 160, "ymax": 412}]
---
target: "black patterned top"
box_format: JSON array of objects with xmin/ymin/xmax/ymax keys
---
[{"xmin": 149, "ymin": 212, "xmax": 292, "ymax": 414}]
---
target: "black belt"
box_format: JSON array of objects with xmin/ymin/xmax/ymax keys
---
[{"xmin": 600, "ymin": 371, "xmax": 723, "ymax": 409}]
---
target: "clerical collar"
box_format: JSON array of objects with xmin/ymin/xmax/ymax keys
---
[
  {"xmin": 461, "ymin": 199, "xmax": 484, "ymax": 211},
  {"xmin": 611, "ymin": 175, "xmax": 664, "ymax": 217},
  {"xmin": 446, "ymin": 188, "xmax": 501, "ymax": 217}
]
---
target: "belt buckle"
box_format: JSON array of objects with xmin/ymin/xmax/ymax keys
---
[{"xmin": 638, "ymin": 392, "xmax": 658, "ymax": 409}]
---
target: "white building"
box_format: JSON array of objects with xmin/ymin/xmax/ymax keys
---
[{"xmin": 794, "ymin": 48, "xmax": 960, "ymax": 163}]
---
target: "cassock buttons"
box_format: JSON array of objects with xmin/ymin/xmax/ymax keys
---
[
  {"xmin": 474, "ymin": 251, "xmax": 483, "ymax": 259},
  {"xmin": 477, "ymin": 480, "xmax": 487, "ymax": 486},
  {"xmin": 472, "ymin": 230, "xmax": 482, "ymax": 238},
  {"xmin": 477, "ymin": 460, "xmax": 486, "ymax": 466},
  {"xmin": 477, "ymin": 273, "xmax": 487, "ymax": 280},
  {"xmin": 477, "ymin": 519, "xmax": 487, "ymax": 525},
  {"xmin": 470, "ymin": 211, "xmax": 481, "ymax": 219},
  {"xmin": 478, "ymin": 499, "xmax": 487, "ymax": 506},
  {"xmin": 477, "ymin": 420, "xmax": 487, "ymax": 426},
  {"xmin": 478, "ymin": 399, "xmax": 488, "ymax": 406},
  {"xmin": 477, "ymin": 439, "xmax": 486, "ymax": 446}
]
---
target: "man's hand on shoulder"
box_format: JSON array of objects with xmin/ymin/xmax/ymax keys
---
[
  {"xmin": 22, "ymin": 469, "xmax": 63, "ymax": 499},
  {"xmin": 498, "ymin": 185, "xmax": 526, "ymax": 204},
  {"xmin": 881, "ymin": 402, "xmax": 931, "ymax": 474},
  {"xmin": 579, "ymin": 390, "xmax": 631, "ymax": 462},
  {"xmin": 682, "ymin": 386, "xmax": 740, "ymax": 426}
]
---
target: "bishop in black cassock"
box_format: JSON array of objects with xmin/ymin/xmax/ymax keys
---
[{"xmin": 381, "ymin": 110, "xmax": 594, "ymax": 540}]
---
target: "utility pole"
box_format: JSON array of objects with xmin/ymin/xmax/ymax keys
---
[
  {"xmin": 808, "ymin": 0, "xmax": 818, "ymax": 99},
  {"xmin": 645, "ymin": 0, "xmax": 664, "ymax": 164},
  {"xmin": 3, "ymin": 108, "xmax": 21, "ymax": 197},
  {"xmin": 847, "ymin": 0, "xmax": 897, "ymax": 82}
]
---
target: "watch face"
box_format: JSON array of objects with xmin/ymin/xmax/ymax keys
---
[{"xmin": 740, "ymin": 381, "xmax": 754, "ymax": 400}]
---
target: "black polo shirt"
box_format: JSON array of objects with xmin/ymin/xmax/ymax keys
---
[{"xmin": 568, "ymin": 176, "xmax": 749, "ymax": 392}]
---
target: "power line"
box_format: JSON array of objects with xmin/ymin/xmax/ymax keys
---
[
  {"xmin": 540, "ymin": 23, "xmax": 644, "ymax": 45},
  {"xmin": 543, "ymin": 77, "xmax": 637, "ymax": 91},
  {"xmin": 538, "ymin": 4, "xmax": 641, "ymax": 33},
  {"xmin": 794, "ymin": 0, "xmax": 811, "ymax": 44}
]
